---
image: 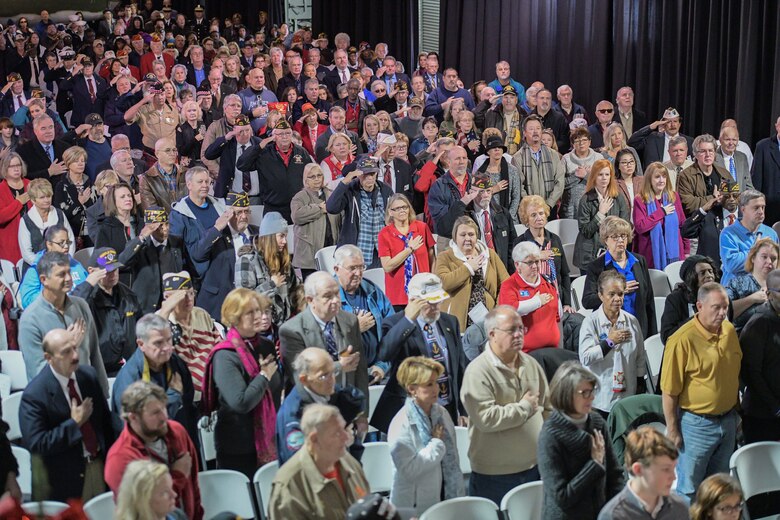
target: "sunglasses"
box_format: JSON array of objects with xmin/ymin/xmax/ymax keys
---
[{"xmin": 597, "ymin": 108, "xmax": 614, "ymax": 114}]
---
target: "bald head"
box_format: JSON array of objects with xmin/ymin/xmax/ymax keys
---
[{"xmin": 42, "ymin": 328, "xmax": 70, "ymax": 355}]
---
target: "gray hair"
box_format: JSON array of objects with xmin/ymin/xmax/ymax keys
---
[
  {"xmin": 292, "ymin": 347, "xmax": 332, "ymax": 378},
  {"xmin": 38, "ymin": 251, "xmax": 70, "ymax": 279},
  {"xmin": 512, "ymin": 241, "xmax": 541, "ymax": 263},
  {"xmin": 32, "ymin": 114, "xmax": 53, "ymax": 129},
  {"xmin": 185, "ymin": 166, "xmax": 210, "ymax": 184},
  {"xmin": 668, "ymin": 135, "xmax": 688, "ymax": 150},
  {"xmin": 109, "ymin": 149, "xmax": 131, "ymax": 169},
  {"xmin": 495, "ymin": 60, "xmax": 510, "ymax": 69},
  {"xmin": 223, "ymin": 93, "xmax": 242, "ymax": 107},
  {"xmin": 696, "ymin": 282, "xmax": 727, "ymax": 303},
  {"xmin": 692, "ymin": 134, "xmax": 717, "ymax": 155},
  {"xmin": 304, "ymin": 78, "xmax": 319, "ymax": 89},
  {"xmin": 329, "ymin": 105, "xmax": 345, "ymax": 116},
  {"xmin": 738, "ymin": 189, "xmax": 765, "ymax": 210},
  {"xmin": 556, "ymin": 84, "xmax": 572, "ymax": 96},
  {"xmin": 360, "ymin": 67, "xmax": 373, "ymax": 76},
  {"xmin": 334, "ymin": 33, "xmax": 350, "ymax": 46},
  {"xmin": 111, "ymin": 134, "xmax": 130, "ymax": 146},
  {"xmin": 303, "ymin": 271, "xmax": 336, "ymax": 297},
  {"xmin": 172, "ymin": 63, "xmax": 187, "ymax": 75},
  {"xmin": 269, "ymin": 46, "xmax": 283, "ymax": 58},
  {"xmin": 483, "ymin": 304, "xmax": 520, "ymax": 335},
  {"xmin": 549, "ymin": 360, "xmax": 599, "ymax": 415},
  {"xmin": 135, "ymin": 313, "xmax": 170, "ymax": 343},
  {"xmin": 333, "ymin": 244, "xmax": 363, "ymax": 267},
  {"xmin": 301, "ymin": 403, "xmax": 342, "ymax": 437},
  {"xmin": 151, "ymin": 58, "xmax": 166, "ymax": 68}
]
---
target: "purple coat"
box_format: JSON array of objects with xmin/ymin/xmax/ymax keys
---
[{"xmin": 632, "ymin": 193, "xmax": 690, "ymax": 269}]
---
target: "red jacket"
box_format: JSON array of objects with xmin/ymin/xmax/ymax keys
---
[
  {"xmin": 498, "ymin": 272, "xmax": 561, "ymax": 352},
  {"xmin": 0, "ymin": 179, "xmax": 31, "ymax": 263},
  {"xmin": 105, "ymin": 420, "xmax": 203, "ymax": 520},
  {"xmin": 139, "ymin": 52, "xmax": 175, "ymax": 78},
  {"xmin": 293, "ymin": 121, "xmax": 327, "ymax": 158}
]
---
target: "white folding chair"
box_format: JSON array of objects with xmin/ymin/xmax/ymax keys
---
[
  {"xmin": 545, "ymin": 218, "xmax": 579, "ymax": 245},
  {"xmin": 15, "ymin": 259, "xmax": 24, "ymax": 282},
  {"xmin": 514, "ymin": 224, "xmax": 527, "ymax": 236},
  {"xmin": 501, "ymin": 480, "xmax": 543, "ymax": 520},
  {"xmin": 562, "ymin": 242, "xmax": 579, "ymax": 278},
  {"xmin": 361, "ymin": 442, "xmax": 393, "ymax": 494},
  {"xmin": 213, "ymin": 321, "xmax": 227, "ymax": 339},
  {"xmin": 73, "ymin": 247, "xmax": 94, "ymax": 270},
  {"xmin": 420, "ymin": 496, "xmax": 498, "ymax": 520},
  {"xmin": 363, "ymin": 268, "xmax": 386, "ymax": 292},
  {"xmin": 571, "ymin": 276, "xmax": 587, "ymax": 311},
  {"xmin": 252, "ymin": 460, "xmax": 279, "ymax": 520},
  {"xmin": 729, "ymin": 441, "xmax": 780, "ymax": 520},
  {"xmin": 314, "ymin": 245, "xmax": 338, "ymax": 274},
  {"xmin": 287, "ymin": 224, "xmax": 295, "ymax": 254},
  {"xmin": 0, "ymin": 259, "xmax": 17, "ymax": 286},
  {"xmin": 455, "ymin": 425, "xmax": 471, "ymax": 475},
  {"xmin": 0, "ymin": 351, "xmax": 28, "ymax": 391},
  {"xmin": 197, "ymin": 415, "xmax": 217, "ymax": 468},
  {"xmin": 648, "ymin": 269, "xmax": 671, "ymax": 297},
  {"xmin": 107, "ymin": 377, "xmax": 116, "ymax": 404},
  {"xmin": 22, "ymin": 502, "xmax": 70, "ymax": 516},
  {"xmin": 3, "ymin": 391, "xmax": 22, "ymax": 441},
  {"xmin": 249, "ymin": 205, "xmax": 264, "ymax": 227},
  {"xmin": 198, "ymin": 469, "xmax": 255, "ymax": 519},
  {"xmin": 654, "ymin": 297, "xmax": 666, "ymax": 333},
  {"xmin": 12, "ymin": 446, "xmax": 30, "ymax": 500},
  {"xmin": 644, "ymin": 334, "xmax": 664, "ymax": 394},
  {"xmin": 83, "ymin": 491, "xmax": 115, "ymax": 520},
  {"xmin": 664, "ymin": 260, "xmax": 684, "ymax": 288},
  {"xmin": 368, "ymin": 385, "xmax": 385, "ymax": 433}
]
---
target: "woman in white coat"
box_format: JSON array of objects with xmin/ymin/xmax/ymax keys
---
[{"xmin": 387, "ymin": 356, "xmax": 464, "ymax": 513}]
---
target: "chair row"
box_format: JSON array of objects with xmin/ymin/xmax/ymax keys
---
[{"xmin": 419, "ymin": 480, "xmax": 543, "ymax": 520}]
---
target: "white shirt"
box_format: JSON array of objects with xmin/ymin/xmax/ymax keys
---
[
  {"xmin": 18, "ymin": 207, "xmax": 76, "ymax": 265},
  {"xmin": 232, "ymin": 142, "xmax": 259, "ymax": 195},
  {"xmin": 230, "ymin": 224, "xmax": 251, "ymax": 257},
  {"xmin": 662, "ymin": 133, "xmax": 673, "ymax": 162},
  {"xmin": 722, "ymin": 208, "xmax": 739, "ymax": 227}
]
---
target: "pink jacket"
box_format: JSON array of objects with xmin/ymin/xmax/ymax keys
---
[{"xmin": 632, "ymin": 194, "xmax": 689, "ymax": 269}]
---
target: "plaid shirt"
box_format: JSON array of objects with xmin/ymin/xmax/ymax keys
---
[{"xmin": 357, "ymin": 189, "xmax": 385, "ymax": 265}]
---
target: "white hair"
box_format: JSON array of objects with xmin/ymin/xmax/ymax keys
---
[
  {"xmin": 333, "ymin": 244, "xmax": 363, "ymax": 266},
  {"xmin": 512, "ymin": 241, "xmax": 542, "ymax": 263}
]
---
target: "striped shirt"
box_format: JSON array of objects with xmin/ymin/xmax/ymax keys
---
[{"xmin": 170, "ymin": 307, "xmax": 222, "ymax": 396}]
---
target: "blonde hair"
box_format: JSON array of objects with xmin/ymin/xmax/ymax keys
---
[
  {"xmin": 396, "ymin": 356, "xmax": 444, "ymax": 395},
  {"xmin": 28, "ymin": 178, "xmax": 53, "ymax": 199},
  {"xmin": 255, "ymin": 232, "xmax": 291, "ymax": 277},
  {"xmin": 115, "ymin": 460, "xmax": 170, "ymax": 520},
  {"xmin": 603, "ymin": 122, "xmax": 627, "ymax": 154},
  {"xmin": 62, "ymin": 146, "xmax": 87, "ymax": 169},
  {"xmin": 639, "ymin": 162, "xmax": 676, "ymax": 203},
  {"xmin": 745, "ymin": 237, "xmax": 780, "ymax": 273},
  {"xmin": 362, "ymin": 114, "xmax": 381, "ymax": 141},
  {"xmin": 94, "ymin": 169, "xmax": 120, "ymax": 193},
  {"xmin": 384, "ymin": 193, "xmax": 416, "ymax": 225},
  {"xmin": 326, "ymin": 132, "xmax": 352, "ymax": 152},
  {"xmin": 220, "ymin": 287, "xmax": 272, "ymax": 327},
  {"xmin": 518, "ymin": 195, "xmax": 549, "ymax": 226},
  {"xmin": 180, "ymin": 99, "xmax": 202, "ymax": 121},
  {"xmin": 598, "ymin": 216, "xmax": 633, "ymax": 245}
]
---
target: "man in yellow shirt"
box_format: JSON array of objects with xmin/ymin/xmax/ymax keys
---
[{"xmin": 660, "ymin": 282, "xmax": 741, "ymax": 500}]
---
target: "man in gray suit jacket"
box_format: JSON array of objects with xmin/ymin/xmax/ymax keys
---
[
  {"xmin": 716, "ymin": 126, "xmax": 752, "ymax": 190},
  {"xmin": 279, "ymin": 272, "xmax": 368, "ymax": 410}
]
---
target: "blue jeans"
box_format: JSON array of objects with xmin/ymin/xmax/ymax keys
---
[
  {"xmin": 676, "ymin": 409, "xmax": 737, "ymax": 500},
  {"xmin": 469, "ymin": 466, "xmax": 540, "ymax": 506}
]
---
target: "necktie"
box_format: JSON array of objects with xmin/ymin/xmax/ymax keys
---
[
  {"xmin": 87, "ymin": 78, "xmax": 96, "ymax": 102},
  {"xmin": 323, "ymin": 322, "xmax": 339, "ymax": 360},
  {"xmin": 31, "ymin": 57, "xmax": 39, "ymax": 81},
  {"xmin": 242, "ymin": 233, "xmax": 250, "ymax": 244},
  {"xmin": 483, "ymin": 211, "xmax": 495, "ymax": 249},
  {"xmin": 384, "ymin": 164, "xmax": 392, "ymax": 186},
  {"xmin": 45, "ymin": 144, "xmax": 54, "ymax": 162},
  {"xmin": 67, "ymin": 379, "xmax": 99, "ymax": 457},
  {"xmin": 431, "ymin": 75, "xmax": 437, "ymax": 89},
  {"xmin": 423, "ymin": 324, "xmax": 450, "ymax": 405},
  {"xmin": 340, "ymin": 69, "xmax": 347, "ymax": 83},
  {"xmin": 727, "ymin": 214, "xmax": 735, "ymax": 226},
  {"xmin": 729, "ymin": 157, "xmax": 736, "ymax": 179},
  {"xmin": 16, "ymin": 95, "xmax": 23, "ymax": 110},
  {"xmin": 676, "ymin": 166, "xmax": 682, "ymax": 175},
  {"xmin": 239, "ymin": 145, "xmax": 251, "ymax": 192}
]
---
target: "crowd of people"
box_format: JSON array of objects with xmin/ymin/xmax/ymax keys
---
[{"xmin": 0, "ymin": 2, "xmax": 779, "ymax": 519}]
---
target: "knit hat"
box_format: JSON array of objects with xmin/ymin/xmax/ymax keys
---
[{"xmin": 259, "ymin": 212, "xmax": 288, "ymax": 236}]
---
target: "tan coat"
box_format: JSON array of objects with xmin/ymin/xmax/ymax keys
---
[
  {"xmin": 435, "ymin": 245, "xmax": 510, "ymax": 331},
  {"xmin": 677, "ymin": 163, "xmax": 733, "ymax": 216},
  {"xmin": 290, "ymin": 187, "xmax": 342, "ymax": 270},
  {"xmin": 269, "ymin": 445, "xmax": 370, "ymax": 520}
]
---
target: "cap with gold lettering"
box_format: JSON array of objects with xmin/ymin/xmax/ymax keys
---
[
  {"xmin": 144, "ymin": 205, "xmax": 168, "ymax": 224},
  {"xmin": 163, "ymin": 271, "xmax": 192, "ymax": 292},
  {"xmin": 225, "ymin": 191, "xmax": 250, "ymax": 207}
]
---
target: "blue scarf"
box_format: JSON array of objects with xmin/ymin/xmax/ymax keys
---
[
  {"xmin": 646, "ymin": 193, "xmax": 680, "ymax": 269},
  {"xmin": 404, "ymin": 398, "xmax": 464, "ymax": 500},
  {"xmin": 397, "ymin": 230, "xmax": 418, "ymax": 295}
]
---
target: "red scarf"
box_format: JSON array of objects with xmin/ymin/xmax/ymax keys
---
[{"xmin": 276, "ymin": 144, "xmax": 293, "ymax": 167}]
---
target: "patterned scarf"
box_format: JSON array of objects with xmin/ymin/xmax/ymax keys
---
[
  {"xmin": 517, "ymin": 144, "xmax": 556, "ymax": 200},
  {"xmin": 357, "ymin": 189, "xmax": 384, "ymax": 265},
  {"xmin": 396, "ymin": 229, "xmax": 418, "ymax": 294},
  {"xmin": 646, "ymin": 193, "xmax": 680, "ymax": 269},
  {"xmin": 404, "ymin": 398, "xmax": 463, "ymax": 500}
]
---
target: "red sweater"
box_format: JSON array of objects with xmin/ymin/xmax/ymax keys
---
[
  {"xmin": 498, "ymin": 272, "xmax": 561, "ymax": 352},
  {"xmin": 0, "ymin": 179, "xmax": 31, "ymax": 264},
  {"xmin": 105, "ymin": 420, "xmax": 203, "ymax": 520}
]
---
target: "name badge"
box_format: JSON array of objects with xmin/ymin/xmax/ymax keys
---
[
  {"xmin": 519, "ymin": 290, "xmax": 530, "ymax": 297},
  {"xmin": 501, "ymin": 230, "xmax": 507, "ymax": 237},
  {"xmin": 403, "ymin": 184, "xmax": 410, "ymax": 191}
]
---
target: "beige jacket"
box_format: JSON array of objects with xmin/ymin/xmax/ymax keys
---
[
  {"xmin": 269, "ymin": 446, "xmax": 370, "ymax": 519},
  {"xmin": 460, "ymin": 347, "xmax": 551, "ymax": 475},
  {"xmin": 290, "ymin": 187, "xmax": 342, "ymax": 269}
]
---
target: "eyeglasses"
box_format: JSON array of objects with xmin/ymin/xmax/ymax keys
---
[
  {"xmin": 343, "ymin": 264, "xmax": 366, "ymax": 273},
  {"xmin": 597, "ymin": 108, "xmax": 614, "ymax": 114},
  {"xmin": 48, "ymin": 239, "xmax": 72, "ymax": 248},
  {"xmin": 495, "ymin": 327, "xmax": 523, "ymax": 336},
  {"xmin": 576, "ymin": 388, "xmax": 595, "ymax": 399},
  {"xmin": 389, "ymin": 206, "xmax": 409, "ymax": 212},
  {"xmin": 520, "ymin": 260, "xmax": 541, "ymax": 266},
  {"xmin": 607, "ymin": 234, "xmax": 629, "ymax": 241},
  {"xmin": 714, "ymin": 502, "xmax": 744, "ymax": 515},
  {"xmin": 618, "ymin": 160, "xmax": 636, "ymax": 166}
]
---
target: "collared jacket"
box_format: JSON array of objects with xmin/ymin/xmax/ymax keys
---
[
  {"xmin": 117, "ymin": 234, "xmax": 187, "ymax": 314},
  {"xmin": 139, "ymin": 163, "xmax": 187, "ymax": 214},
  {"xmin": 105, "ymin": 420, "xmax": 203, "ymax": 520},
  {"xmin": 235, "ymin": 248, "xmax": 300, "ymax": 325},
  {"xmin": 338, "ymin": 278, "xmax": 393, "ymax": 374},
  {"xmin": 676, "ymin": 163, "xmax": 733, "ymax": 217},
  {"xmin": 326, "ymin": 178, "xmax": 394, "ymax": 248},
  {"xmin": 427, "ymin": 172, "xmax": 470, "ymax": 237},
  {"xmin": 573, "ymin": 189, "xmax": 630, "ymax": 271},
  {"xmin": 19, "ymin": 250, "xmax": 89, "ymax": 309},
  {"xmin": 290, "ymin": 186, "xmax": 342, "ymax": 269},
  {"xmin": 71, "ymin": 281, "xmax": 141, "ymax": 376},
  {"xmin": 269, "ymin": 443, "xmax": 370, "ymax": 519}
]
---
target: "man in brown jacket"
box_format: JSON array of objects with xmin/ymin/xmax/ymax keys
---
[
  {"xmin": 139, "ymin": 137, "xmax": 186, "ymax": 213},
  {"xmin": 269, "ymin": 404, "xmax": 370, "ymax": 519},
  {"xmin": 676, "ymin": 134, "xmax": 733, "ymax": 217}
]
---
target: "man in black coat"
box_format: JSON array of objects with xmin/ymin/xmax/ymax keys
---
[
  {"xmin": 118, "ymin": 206, "xmax": 186, "ymax": 315},
  {"xmin": 612, "ymin": 86, "xmax": 649, "ymax": 138},
  {"xmin": 533, "ymin": 88, "xmax": 571, "ymax": 154},
  {"xmin": 751, "ymin": 115, "xmax": 780, "ymax": 226},
  {"xmin": 275, "ymin": 54, "xmax": 305, "ymax": 100},
  {"xmin": 57, "ymin": 58, "xmax": 109, "ymax": 128},
  {"xmin": 333, "ymin": 78, "xmax": 375, "ymax": 134},
  {"xmin": 0, "ymin": 72, "xmax": 31, "ymax": 118},
  {"xmin": 341, "ymin": 132, "xmax": 414, "ymax": 202},
  {"xmin": 628, "ymin": 107, "xmax": 694, "ymax": 166},
  {"xmin": 20, "ymin": 328, "xmax": 115, "ymax": 502},
  {"xmin": 16, "ymin": 114, "xmax": 69, "ymax": 184},
  {"xmin": 468, "ymin": 174, "xmax": 518, "ymax": 274},
  {"xmin": 323, "ymin": 49, "xmax": 356, "ymax": 98},
  {"xmin": 680, "ymin": 180, "xmax": 740, "ymax": 268},
  {"xmin": 371, "ymin": 273, "xmax": 468, "ymax": 433},
  {"xmin": 203, "ymin": 114, "xmax": 262, "ymax": 200},
  {"xmin": 314, "ymin": 106, "xmax": 362, "ymax": 163}
]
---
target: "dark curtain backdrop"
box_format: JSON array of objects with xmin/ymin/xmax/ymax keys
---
[
  {"xmin": 312, "ymin": 0, "xmax": 420, "ymax": 75},
  {"xmin": 440, "ymin": 0, "xmax": 780, "ymax": 146},
  {"xmin": 174, "ymin": 0, "xmax": 285, "ymax": 30}
]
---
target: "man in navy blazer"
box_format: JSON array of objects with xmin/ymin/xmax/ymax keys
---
[
  {"xmin": 19, "ymin": 328, "xmax": 115, "ymax": 502},
  {"xmin": 628, "ymin": 107, "xmax": 694, "ymax": 166},
  {"xmin": 371, "ymin": 273, "xmax": 468, "ymax": 433},
  {"xmin": 203, "ymin": 114, "xmax": 261, "ymax": 199},
  {"xmin": 58, "ymin": 58, "xmax": 109, "ymax": 128}
]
